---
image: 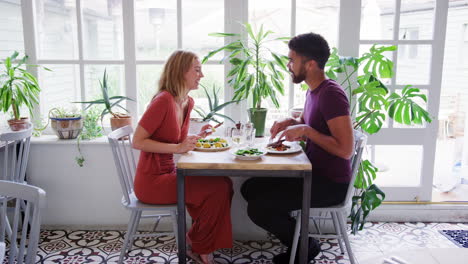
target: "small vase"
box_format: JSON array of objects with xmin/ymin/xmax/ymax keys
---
[{"xmin": 248, "ymin": 108, "xmax": 267, "ymax": 137}]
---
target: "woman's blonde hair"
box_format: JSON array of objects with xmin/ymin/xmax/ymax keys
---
[{"xmin": 156, "ymin": 50, "xmax": 198, "ymax": 100}]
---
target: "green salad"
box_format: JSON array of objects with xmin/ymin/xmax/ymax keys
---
[{"xmin": 235, "ymin": 148, "xmax": 264, "ymax": 156}]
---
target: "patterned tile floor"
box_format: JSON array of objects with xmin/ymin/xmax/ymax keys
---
[{"xmin": 4, "ymin": 222, "xmax": 468, "ymax": 263}]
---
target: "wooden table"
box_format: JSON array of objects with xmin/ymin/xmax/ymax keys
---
[{"xmin": 176, "ymin": 145, "xmax": 312, "ymax": 264}]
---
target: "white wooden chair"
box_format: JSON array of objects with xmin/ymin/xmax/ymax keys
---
[
  {"xmin": 289, "ymin": 130, "xmax": 367, "ymax": 264},
  {"xmin": 0, "ymin": 127, "xmax": 34, "ymax": 242},
  {"xmin": 0, "ymin": 126, "xmax": 33, "ymax": 183},
  {"xmin": 0, "ymin": 180, "xmax": 46, "ymax": 264},
  {"xmin": 107, "ymin": 125, "xmax": 179, "ymax": 264}
]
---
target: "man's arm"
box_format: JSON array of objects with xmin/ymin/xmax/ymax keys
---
[{"xmin": 281, "ymin": 115, "xmax": 354, "ymax": 159}]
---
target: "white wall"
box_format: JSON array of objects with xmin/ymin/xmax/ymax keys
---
[{"xmin": 27, "ymin": 136, "xmax": 268, "ymax": 240}]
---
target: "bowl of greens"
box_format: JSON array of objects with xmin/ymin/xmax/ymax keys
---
[{"xmin": 231, "ymin": 147, "xmax": 265, "ymax": 160}]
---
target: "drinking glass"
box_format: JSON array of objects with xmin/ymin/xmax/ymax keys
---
[{"xmin": 230, "ymin": 128, "xmax": 244, "ymax": 147}]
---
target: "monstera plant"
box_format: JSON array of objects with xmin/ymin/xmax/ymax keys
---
[{"xmin": 325, "ymin": 45, "xmax": 432, "ymax": 234}]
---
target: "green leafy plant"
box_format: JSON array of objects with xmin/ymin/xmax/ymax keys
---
[
  {"xmin": 0, "ymin": 51, "xmax": 49, "ymax": 121},
  {"xmin": 192, "ymin": 83, "xmax": 237, "ymax": 124},
  {"xmin": 203, "ymin": 23, "xmax": 290, "ymax": 136},
  {"xmin": 73, "ymin": 69, "xmax": 133, "ymax": 124},
  {"xmin": 75, "ymin": 107, "xmax": 103, "ymax": 167},
  {"xmin": 325, "ymin": 45, "xmax": 432, "ymax": 234},
  {"xmin": 203, "ymin": 23, "xmax": 289, "ymax": 109}
]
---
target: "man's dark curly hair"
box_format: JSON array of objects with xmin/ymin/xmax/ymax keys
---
[{"xmin": 288, "ymin": 33, "xmax": 330, "ymax": 69}]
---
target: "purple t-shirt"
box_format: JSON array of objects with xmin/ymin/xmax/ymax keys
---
[{"xmin": 303, "ymin": 79, "xmax": 351, "ymax": 183}]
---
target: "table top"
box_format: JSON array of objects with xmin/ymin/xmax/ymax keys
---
[{"xmin": 178, "ymin": 142, "xmax": 312, "ymax": 171}]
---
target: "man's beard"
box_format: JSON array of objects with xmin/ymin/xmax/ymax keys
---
[{"xmin": 291, "ymin": 64, "xmax": 306, "ymax": 84}]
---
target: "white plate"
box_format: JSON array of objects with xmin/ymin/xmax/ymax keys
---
[
  {"xmin": 266, "ymin": 142, "xmax": 303, "ymax": 154},
  {"xmin": 194, "ymin": 138, "xmax": 230, "ymax": 152},
  {"xmin": 230, "ymin": 148, "xmax": 266, "ymax": 160},
  {"xmin": 194, "ymin": 145, "xmax": 230, "ymax": 152}
]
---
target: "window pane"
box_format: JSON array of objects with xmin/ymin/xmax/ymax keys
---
[
  {"xmin": 135, "ymin": 0, "xmax": 177, "ymax": 60},
  {"xmin": 249, "ymin": 0, "xmax": 291, "ymax": 129},
  {"xmin": 182, "ymin": 0, "xmax": 224, "ymax": 60},
  {"xmin": 396, "ymin": 45, "xmax": 431, "ymax": 85},
  {"xmin": 297, "ymin": 0, "xmax": 340, "ymax": 48},
  {"xmin": 400, "ymin": 0, "xmax": 435, "ymax": 40},
  {"xmin": 370, "ymin": 145, "xmax": 423, "ymax": 187},
  {"xmin": 137, "ymin": 64, "xmax": 163, "ymax": 116},
  {"xmin": 249, "ymin": 0, "xmax": 290, "ymax": 55},
  {"xmin": 0, "ymin": 0, "xmax": 24, "ymax": 58},
  {"xmin": 189, "ymin": 65, "xmax": 227, "ymax": 122},
  {"xmin": 361, "ymin": 0, "xmax": 395, "ymax": 40},
  {"xmin": 84, "ymin": 65, "xmax": 126, "ymax": 125},
  {"xmin": 82, "ymin": 0, "xmax": 123, "ymax": 60},
  {"xmin": 35, "ymin": 0, "xmax": 78, "ymax": 59},
  {"xmin": 38, "ymin": 64, "xmax": 81, "ymax": 118}
]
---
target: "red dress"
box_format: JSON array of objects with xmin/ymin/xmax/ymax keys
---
[{"xmin": 134, "ymin": 91, "xmax": 233, "ymax": 254}]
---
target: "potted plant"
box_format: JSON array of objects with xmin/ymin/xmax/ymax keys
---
[
  {"xmin": 0, "ymin": 51, "xmax": 49, "ymax": 131},
  {"xmin": 48, "ymin": 107, "xmax": 83, "ymax": 139},
  {"xmin": 190, "ymin": 83, "xmax": 237, "ymax": 134},
  {"xmin": 326, "ymin": 45, "xmax": 432, "ymax": 234},
  {"xmin": 203, "ymin": 23, "xmax": 290, "ymax": 137},
  {"xmin": 73, "ymin": 69, "xmax": 134, "ymax": 131},
  {"xmin": 75, "ymin": 107, "xmax": 103, "ymax": 167}
]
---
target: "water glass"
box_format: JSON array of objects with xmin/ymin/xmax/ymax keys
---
[
  {"xmin": 231, "ymin": 128, "xmax": 244, "ymax": 147},
  {"xmin": 245, "ymin": 128, "xmax": 256, "ymax": 147}
]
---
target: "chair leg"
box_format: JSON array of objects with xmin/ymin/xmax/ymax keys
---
[
  {"xmin": 120, "ymin": 211, "xmax": 138, "ymax": 264},
  {"xmin": 129, "ymin": 211, "xmax": 142, "ymax": 247},
  {"xmin": 336, "ymin": 212, "xmax": 356, "ymax": 264},
  {"xmin": 170, "ymin": 210, "xmax": 179, "ymax": 246},
  {"xmin": 331, "ymin": 212, "xmax": 345, "ymax": 254},
  {"xmin": 289, "ymin": 211, "xmax": 302, "ymax": 264}
]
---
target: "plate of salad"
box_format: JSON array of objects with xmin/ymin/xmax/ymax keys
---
[
  {"xmin": 231, "ymin": 147, "xmax": 265, "ymax": 160},
  {"xmin": 194, "ymin": 137, "xmax": 230, "ymax": 152}
]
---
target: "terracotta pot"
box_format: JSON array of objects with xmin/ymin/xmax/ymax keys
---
[
  {"xmin": 7, "ymin": 117, "xmax": 30, "ymax": 131},
  {"xmin": 50, "ymin": 117, "xmax": 83, "ymax": 139},
  {"xmin": 110, "ymin": 115, "xmax": 132, "ymax": 131}
]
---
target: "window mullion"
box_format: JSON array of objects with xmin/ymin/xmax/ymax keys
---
[
  {"xmin": 122, "ymin": 0, "xmax": 137, "ymax": 122},
  {"xmin": 20, "ymin": 0, "xmax": 40, "ymax": 120},
  {"xmin": 289, "ymin": 0, "xmax": 296, "ymax": 111},
  {"xmin": 177, "ymin": 0, "xmax": 182, "ymax": 49},
  {"xmin": 76, "ymin": 0, "xmax": 86, "ymax": 105}
]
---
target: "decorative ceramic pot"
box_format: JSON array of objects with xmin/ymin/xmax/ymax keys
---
[{"xmin": 50, "ymin": 116, "xmax": 83, "ymax": 139}]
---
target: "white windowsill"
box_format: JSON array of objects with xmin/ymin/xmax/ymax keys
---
[{"xmin": 31, "ymin": 135, "xmax": 108, "ymax": 145}]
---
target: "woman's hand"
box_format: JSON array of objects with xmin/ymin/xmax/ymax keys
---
[
  {"xmin": 197, "ymin": 124, "xmax": 214, "ymax": 138},
  {"xmin": 176, "ymin": 135, "xmax": 200, "ymax": 153}
]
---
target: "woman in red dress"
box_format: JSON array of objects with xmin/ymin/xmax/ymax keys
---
[{"xmin": 132, "ymin": 50, "xmax": 233, "ymax": 264}]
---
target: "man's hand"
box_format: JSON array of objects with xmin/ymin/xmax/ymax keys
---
[
  {"xmin": 176, "ymin": 135, "xmax": 200, "ymax": 153},
  {"xmin": 278, "ymin": 124, "xmax": 309, "ymax": 142},
  {"xmin": 270, "ymin": 118, "xmax": 298, "ymax": 139}
]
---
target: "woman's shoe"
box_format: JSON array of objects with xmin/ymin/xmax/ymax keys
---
[
  {"xmin": 186, "ymin": 234, "xmax": 203, "ymax": 264},
  {"xmin": 200, "ymin": 253, "xmax": 219, "ymax": 264},
  {"xmin": 186, "ymin": 247, "xmax": 203, "ymax": 264}
]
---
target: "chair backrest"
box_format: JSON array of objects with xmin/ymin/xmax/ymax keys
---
[
  {"xmin": 341, "ymin": 129, "xmax": 367, "ymax": 208},
  {"xmin": 0, "ymin": 180, "xmax": 46, "ymax": 264},
  {"xmin": 107, "ymin": 125, "xmax": 137, "ymax": 205},
  {"xmin": 0, "ymin": 127, "xmax": 33, "ymax": 183}
]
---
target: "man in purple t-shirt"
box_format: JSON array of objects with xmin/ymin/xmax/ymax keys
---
[{"xmin": 241, "ymin": 33, "xmax": 354, "ymax": 264}]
